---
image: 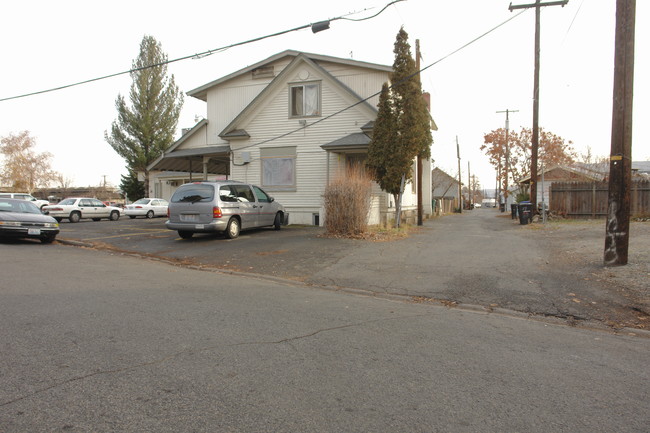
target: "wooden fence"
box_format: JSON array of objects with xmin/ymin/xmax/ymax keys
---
[
  {"xmin": 550, "ymin": 180, "xmax": 650, "ymax": 218},
  {"xmin": 433, "ymin": 197, "xmax": 459, "ymax": 215}
]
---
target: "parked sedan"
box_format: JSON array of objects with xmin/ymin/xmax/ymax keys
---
[
  {"xmin": 124, "ymin": 198, "xmax": 168, "ymax": 219},
  {"xmin": 43, "ymin": 198, "xmax": 121, "ymax": 223},
  {"xmin": 0, "ymin": 198, "xmax": 60, "ymax": 243}
]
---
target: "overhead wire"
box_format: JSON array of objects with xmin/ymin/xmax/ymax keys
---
[
  {"xmin": 0, "ymin": 0, "xmax": 405, "ymax": 103},
  {"xmin": 231, "ymin": 8, "xmax": 529, "ymax": 154}
]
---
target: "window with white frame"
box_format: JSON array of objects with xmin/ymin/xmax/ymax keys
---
[
  {"xmin": 261, "ymin": 146, "xmax": 296, "ymax": 190},
  {"xmin": 289, "ymin": 82, "xmax": 320, "ymax": 117}
]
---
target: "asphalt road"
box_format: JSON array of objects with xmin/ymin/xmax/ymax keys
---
[
  {"xmin": 51, "ymin": 209, "xmax": 648, "ymax": 330},
  {"xmin": 1, "ymin": 243, "xmax": 648, "ymax": 432}
]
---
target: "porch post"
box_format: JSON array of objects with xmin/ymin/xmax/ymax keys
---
[{"xmin": 203, "ymin": 156, "xmax": 210, "ymax": 181}]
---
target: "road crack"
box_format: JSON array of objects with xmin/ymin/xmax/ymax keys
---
[{"xmin": 1, "ymin": 313, "xmax": 428, "ymax": 408}]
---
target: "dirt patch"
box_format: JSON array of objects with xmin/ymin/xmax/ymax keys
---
[
  {"xmin": 319, "ymin": 225, "xmax": 418, "ymax": 242},
  {"xmin": 525, "ymin": 220, "xmax": 650, "ymax": 329}
]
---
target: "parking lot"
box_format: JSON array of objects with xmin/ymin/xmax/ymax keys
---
[{"xmin": 54, "ymin": 216, "xmax": 353, "ymax": 280}]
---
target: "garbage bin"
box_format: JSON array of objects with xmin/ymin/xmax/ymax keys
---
[
  {"xmin": 499, "ymin": 203, "xmax": 506, "ymax": 212},
  {"xmin": 511, "ymin": 203, "xmax": 518, "ymax": 219},
  {"xmin": 518, "ymin": 202, "xmax": 533, "ymax": 225}
]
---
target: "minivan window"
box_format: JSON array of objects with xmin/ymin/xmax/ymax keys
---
[
  {"xmin": 232, "ymin": 185, "xmax": 255, "ymax": 202},
  {"xmin": 219, "ymin": 185, "xmax": 238, "ymax": 203},
  {"xmin": 171, "ymin": 184, "xmax": 215, "ymax": 203},
  {"xmin": 252, "ymin": 186, "xmax": 271, "ymax": 203}
]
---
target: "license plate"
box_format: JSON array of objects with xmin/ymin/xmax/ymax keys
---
[
  {"xmin": 28, "ymin": 228, "xmax": 41, "ymax": 235},
  {"xmin": 180, "ymin": 214, "xmax": 198, "ymax": 222},
  {"xmin": 195, "ymin": 224, "xmax": 204, "ymax": 229}
]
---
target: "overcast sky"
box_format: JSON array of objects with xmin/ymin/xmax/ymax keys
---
[{"xmin": 0, "ymin": 0, "xmax": 647, "ymax": 190}]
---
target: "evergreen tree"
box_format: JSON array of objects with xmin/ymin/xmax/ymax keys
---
[
  {"xmin": 367, "ymin": 83, "xmax": 404, "ymax": 196},
  {"xmin": 119, "ymin": 169, "xmax": 145, "ymax": 202},
  {"xmin": 105, "ymin": 35, "xmax": 183, "ymax": 195},
  {"xmin": 367, "ymin": 27, "xmax": 433, "ymax": 226},
  {"xmin": 391, "ymin": 27, "xmax": 432, "ymax": 163}
]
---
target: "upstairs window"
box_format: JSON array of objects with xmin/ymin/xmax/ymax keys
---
[{"xmin": 290, "ymin": 83, "xmax": 320, "ymax": 117}]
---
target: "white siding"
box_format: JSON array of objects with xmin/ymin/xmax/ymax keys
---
[
  {"xmin": 205, "ymin": 58, "xmax": 294, "ymax": 144},
  {"xmin": 185, "ymin": 53, "xmax": 425, "ymax": 225},
  {"xmin": 224, "ymin": 60, "xmax": 379, "ymax": 224}
]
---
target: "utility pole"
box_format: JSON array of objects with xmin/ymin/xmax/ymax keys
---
[
  {"xmin": 496, "ymin": 109, "xmax": 518, "ymax": 203},
  {"xmin": 468, "ymin": 161, "xmax": 471, "ymax": 209},
  {"xmin": 456, "ymin": 136, "xmax": 462, "ymax": 213},
  {"xmin": 605, "ymin": 0, "xmax": 635, "ymax": 266},
  {"xmin": 509, "ymin": 0, "xmax": 568, "ymax": 211},
  {"xmin": 416, "ymin": 39, "xmax": 424, "ymax": 226}
]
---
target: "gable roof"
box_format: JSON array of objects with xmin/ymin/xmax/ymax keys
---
[
  {"xmin": 518, "ymin": 164, "xmax": 605, "ymax": 184},
  {"xmin": 432, "ymin": 167, "xmax": 460, "ymax": 198},
  {"xmin": 187, "ymin": 49, "xmax": 393, "ymax": 102},
  {"xmin": 218, "ymin": 53, "xmax": 382, "ymax": 138}
]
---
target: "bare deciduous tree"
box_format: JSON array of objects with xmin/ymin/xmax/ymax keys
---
[{"xmin": 1, "ymin": 130, "xmax": 58, "ymax": 193}]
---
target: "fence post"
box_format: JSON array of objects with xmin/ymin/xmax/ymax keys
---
[{"xmin": 592, "ymin": 182, "xmax": 596, "ymax": 218}]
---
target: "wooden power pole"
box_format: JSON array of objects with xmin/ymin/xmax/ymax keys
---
[
  {"xmin": 456, "ymin": 136, "xmax": 462, "ymax": 213},
  {"xmin": 468, "ymin": 161, "xmax": 471, "ymax": 209},
  {"xmin": 509, "ymin": 0, "xmax": 568, "ymax": 211},
  {"xmin": 416, "ymin": 39, "xmax": 424, "ymax": 226},
  {"xmin": 496, "ymin": 109, "xmax": 518, "ymax": 203},
  {"xmin": 605, "ymin": 0, "xmax": 635, "ymax": 266}
]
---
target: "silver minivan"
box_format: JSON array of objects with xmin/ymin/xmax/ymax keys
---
[{"xmin": 166, "ymin": 181, "xmax": 287, "ymax": 239}]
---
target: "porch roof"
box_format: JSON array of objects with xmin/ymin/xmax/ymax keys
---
[
  {"xmin": 149, "ymin": 145, "xmax": 231, "ymax": 175},
  {"xmin": 321, "ymin": 133, "xmax": 370, "ymax": 153}
]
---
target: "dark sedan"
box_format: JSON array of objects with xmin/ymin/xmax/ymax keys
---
[{"xmin": 0, "ymin": 198, "xmax": 60, "ymax": 244}]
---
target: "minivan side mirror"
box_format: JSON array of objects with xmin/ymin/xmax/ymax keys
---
[{"xmin": 269, "ymin": 197, "xmax": 275, "ymax": 202}]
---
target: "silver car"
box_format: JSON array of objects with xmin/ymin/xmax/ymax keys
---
[{"xmin": 166, "ymin": 181, "xmax": 287, "ymax": 239}]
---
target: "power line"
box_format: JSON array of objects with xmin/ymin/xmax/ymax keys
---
[
  {"xmin": 0, "ymin": 0, "xmax": 405, "ymax": 103},
  {"xmin": 233, "ymin": 9, "xmax": 528, "ymax": 153}
]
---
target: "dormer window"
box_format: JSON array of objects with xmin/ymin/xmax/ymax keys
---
[{"xmin": 289, "ymin": 82, "xmax": 320, "ymax": 117}]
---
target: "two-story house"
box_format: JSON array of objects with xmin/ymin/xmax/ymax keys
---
[{"xmin": 147, "ymin": 50, "xmax": 435, "ymax": 226}]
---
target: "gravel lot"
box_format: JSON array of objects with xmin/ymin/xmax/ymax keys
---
[{"xmin": 524, "ymin": 217, "xmax": 649, "ymax": 329}]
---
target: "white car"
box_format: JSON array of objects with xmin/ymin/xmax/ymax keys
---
[
  {"xmin": 0, "ymin": 192, "xmax": 49, "ymax": 210},
  {"xmin": 124, "ymin": 198, "xmax": 169, "ymax": 219},
  {"xmin": 43, "ymin": 198, "xmax": 121, "ymax": 223}
]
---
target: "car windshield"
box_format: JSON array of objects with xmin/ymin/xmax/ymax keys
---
[
  {"xmin": 171, "ymin": 185, "xmax": 214, "ymax": 203},
  {"xmin": 59, "ymin": 198, "xmax": 77, "ymax": 205},
  {"xmin": 133, "ymin": 199, "xmax": 151, "ymax": 205},
  {"xmin": 0, "ymin": 199, "xmax": 41, "ymax": 214}
]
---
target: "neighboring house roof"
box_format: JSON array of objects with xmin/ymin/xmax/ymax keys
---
[
  {"xmin": 519, "ymin": 161, "xmax": 650, "ymax": 184},
  {"xmin": 519, "ymin": 164, "xmax": 605, "ymax": 184},
  {"xmin": 633, "ymin": 161, "xmax": 650, "ymax": 173},
  {"xmin": 432, "ymin": 167, "xmax": 460, "ymax": 198}
]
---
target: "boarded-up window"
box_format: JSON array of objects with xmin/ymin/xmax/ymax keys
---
[{"xmin": 261, "ymin": 147, "xmax": 296, "ymax": 190}]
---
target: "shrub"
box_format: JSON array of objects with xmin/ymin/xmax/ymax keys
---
[{"xmin": 323, "ymin": 165, "xmax": 373, "ymax": 236}]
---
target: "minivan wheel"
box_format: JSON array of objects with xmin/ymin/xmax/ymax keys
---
[
  {"xmin": 273, "ymin": 212, "xmax": 282, "ymax": 230},
  {"xmin": 178, "ymin": 230, "xmax": 193, "ymax": 239},
  {"xmin": 224, "ymin": 218, "xmax": 240, "ymax": 239}
]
